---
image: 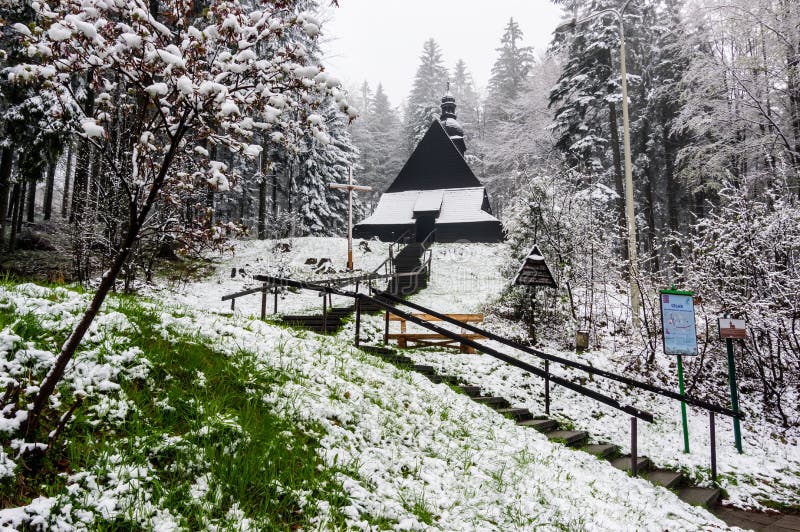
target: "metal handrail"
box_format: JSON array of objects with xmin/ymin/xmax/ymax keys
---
[
  {"xmin": 251, "ymin": 275, "xmax": 654, "ymax": 423},
  {"xmin": 373, "ymin": 289, "xmax": 743, "ymax": 420}
]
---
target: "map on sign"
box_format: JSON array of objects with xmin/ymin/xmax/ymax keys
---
[{"xmin": 660, "ymin": 291, "xmax": 698, "ymax": 356}]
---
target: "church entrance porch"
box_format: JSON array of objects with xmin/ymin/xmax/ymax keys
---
[{"xmin": 415, "ymin": 214, "xmax": 436, "ymax": 242}]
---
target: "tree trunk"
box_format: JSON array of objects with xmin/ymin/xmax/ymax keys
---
[
  {"xmin": 258, "ymin": 153, "xmax": 269, "ymax": 239},
  {"xmin": 258, "ymin": 178, "xmax": 267, "ymax": 239},
  {"xmin": 43, "ymin": 156, "xmax": 56, "ymax": 221},
  {"xmin": 24, "ymin": 116, "xmax": 188, "ymax": 439},
  {"xmin": 70, "ymin": 141, "xmax": 91, "ymax": 224},
  {"xmin": 62, "ymin": 140, "xmax": 73, "ymax": 219},
  {"xmin": 608, "ymin": 102, "xmax": 628, "ymax": 261},
  {"xmin": 8, "ymin": 181, "xmax": 22, "ymax": 252},
  {"xmin": 663, "ymin": 123, "xmax": 682, "ymax": 272},
  {"xmin": 0, "ymin": 147, "xmax": 13, "ymax": 246},
  {"xmin": 26, "ymin": 170, "xmax": 37, "ymax": 224}
]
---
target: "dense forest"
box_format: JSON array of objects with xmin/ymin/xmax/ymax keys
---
[{"xmin": 1, "ymin": 0, "xmax": 798, "ymax": 424}]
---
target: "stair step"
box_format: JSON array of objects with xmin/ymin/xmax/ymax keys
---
[
  {"xmin": 472, "ymin": 396, "xmax": 510, "ymax": 407},
  {"xmin": 495, "ymin": 408, "xmax": 533, "ymax": 421},
  {"xmin": 584, "ymin": 444, "xmax": 618, "ymax": 458},
  {"xmin": 644, "ymin": 470, "xmax": 684, "ymax": 489},
  {"xmin": 547, "ymin": 430, "xmax": 589, "ymax": 446},
  {"xmin": 438, "ymin": 375, "xmax": 461, "ymax": 385},
  {"xmin": 677, "ymin": 487, "xmax": 722, "ymax": 508},
  {"xmin": 359, "ymin": 345, "xmax": 394, "ymax": 356},
  {"xmin": 610, "ymin": 456, "xmax": 651, "ymax": 474},
  {"xmin": 384, "ymin": 355, "xmax": 414, "ymax": 365},
  {"xmin": 456, "ymin": 385, "xmax": 481, "ymax": 397},
  {"xmin": 517, "ymin": 418, "xmax": 558, "ymax": 432},
  {"xmin": 412, "ymin": 364, "xmax": 436, "ymax": 375}
]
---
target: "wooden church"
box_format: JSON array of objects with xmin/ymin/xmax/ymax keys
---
[{"xmin": 353, "ymin": 92, "xmax": 503, "ymax": 243}]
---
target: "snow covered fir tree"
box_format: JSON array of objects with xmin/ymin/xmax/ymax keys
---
[{"xmin": 0, "ymin": 0, "xmax": 799, "ymax": 530}]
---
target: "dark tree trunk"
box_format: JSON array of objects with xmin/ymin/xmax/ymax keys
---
[
  {"xmin": 70, "ymin": 141, "xmax": 91, "ymax": 224},
  {"xmin": 25, "ymin": 170, "xmax": 37, "ymax": 224},
  {"xmin": 8, "ymin": 181, "xmax": 22, "ymax": 252},
  {"xmin": 0, "ymin": 147, "xmax": 13, "ymax": 246},
  {"xmin": 43, "ymin": 156, "xmax": 56, "ymax": 221},
  {"xmin": 62, "ymin": 141, "xmax": 73, "ymax": 219},
  {"xmin": 663, "ymin": 123, "xmax": 681, "ymax": 267},
  {"xmin": 608, "ymin": 102, "xmax": 628, "ymax": 262},
  {"xmin": 17, "ymin": 178, "xmax": 27, "ymax": 232},
  {"xmin": 258, "ymin": 153, "xmax": 269, "ymax": 239}
]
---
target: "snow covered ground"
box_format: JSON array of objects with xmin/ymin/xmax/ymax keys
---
[
  {"xmin": 166, "ymin": 237, "xmax": 392, "ymax": 316},
  {"xmin": 0, "ymin": 280, "xmax": 732, "ymax": 530},
  {"xmin": 2, "ymin": 236, "xmax": 795, "ymax": 529},
  {"xmin": 171, "ymin": 237, "xmax": 798, "ymax": 512}
]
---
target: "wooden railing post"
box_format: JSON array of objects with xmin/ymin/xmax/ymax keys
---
[
  {"xmin": 631, "ymin": 416, "xmax": 638, "ymax": 477},
  {"xmin": 384, "ymin": 310, "xmax": 390, "ymax": 345},
  {"xmin": 709, "ymin": 411, "xmax": 717, "ymax": 484},
  {"xmin": 260, "ymin": 284, "xmax": 267, "ymax": 320},
  {"xmin": 273, "ymin": 286, "xmax": 278, "ymax": 314},
  {"xmin": 230, "ymin": 298, "xmax": 235, "ymax": 311},
  {"xmin": 322, "ymin": 293, "xmax": 328, "ymax": 334},
  {"xmin": 544, "ymin": 359, "xmax": 551, "ymax": 416},
  {"xmin": 354, "ymin": 296, "xmax": 362, "ymax": 347}
]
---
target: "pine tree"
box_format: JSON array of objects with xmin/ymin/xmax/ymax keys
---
[
  {"xmin": 486, "ymin": 18, "xmax": 534, "ymax": 124},
  {"xmin": 403, "ymin": 38, "xmax": 449, "ymax": 154},
  {"xmin": 365, "ymin": 84, "xmax": 403, "ymax": 193},
  {"xmin": 451, "ymin": 59, "xmax": 482, "ymax": 146},
  {"xmin": 297, "ymin": 100, "xmax": 359, "ymax": 236}
]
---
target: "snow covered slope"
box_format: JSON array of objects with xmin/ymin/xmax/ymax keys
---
[{"xmin": 0, "ymin": 276, "xmax": 733, "ymax": 529}]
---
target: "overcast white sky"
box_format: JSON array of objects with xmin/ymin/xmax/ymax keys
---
[{"xmin": 322, "ymin": 1, "xmax": 567, "ymax": 109}]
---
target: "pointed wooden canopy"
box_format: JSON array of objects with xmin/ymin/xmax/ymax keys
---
[
  {"xmin": 513, "ymin": 245, "xmax": 557, "ymax": 288},
  {"xmin": 386, "ymin": 120, "xmax": 482, "ymax": 193}
]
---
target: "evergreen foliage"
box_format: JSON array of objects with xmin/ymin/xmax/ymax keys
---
[{"xmin": 403, "ymin": 38, "xmax": 449, "ymax": 154}]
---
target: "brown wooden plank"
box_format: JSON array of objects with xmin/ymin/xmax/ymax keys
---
[
  {"xmin": 387, "ymin": 333, "xmax": 487, "ymax": 340},
  {"xmin": 387, "ymin": 313, "xmax": 484, "ymax": 322}
]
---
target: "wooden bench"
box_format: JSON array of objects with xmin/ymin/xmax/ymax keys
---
[{"xmin": 384, "ymin": 312, "xmax": 486, "ymax": 353}]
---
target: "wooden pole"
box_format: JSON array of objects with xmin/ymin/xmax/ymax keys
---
[
  {"xmin": 354, "ymin": 296, "xmax": 361, "ymax": 347},
  {"xmin": 261, "ymin": 284, "xmax": 267, "ymax": 320},
  {"xmin": 347, "ymin": 167, "xmax": 353, "ymax": 270}
]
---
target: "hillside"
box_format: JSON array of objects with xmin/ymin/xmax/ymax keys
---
[{"xmin": 0, "ymin": 240, "xmax": 737, "ymax": 530}]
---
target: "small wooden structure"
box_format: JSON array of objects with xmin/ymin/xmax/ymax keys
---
[
  {"xmin": 513, "ymin": 245, "xmax": 557, "ymax": 344},
  {"xmin": 384, "ymin": 312, "xmax": 486, "ymax": 353}
]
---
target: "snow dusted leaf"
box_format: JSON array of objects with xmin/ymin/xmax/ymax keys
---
[{"xmin": 81, "ymin": 118, "xmax": 105, "ymax": 138}]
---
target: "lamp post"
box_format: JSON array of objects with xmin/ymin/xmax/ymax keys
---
[{"xmin": 556, "ymin": 0, "xmax": 640, "ymax": 327}]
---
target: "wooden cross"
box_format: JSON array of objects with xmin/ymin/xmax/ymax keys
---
[{"xmin": 329, "ymin": 168, "xmax": 371, "ymax": 270}]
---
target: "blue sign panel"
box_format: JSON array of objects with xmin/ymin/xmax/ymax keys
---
[{"xmin": 660, "ymin": 291, "xmax": 698, "ymax": 356}]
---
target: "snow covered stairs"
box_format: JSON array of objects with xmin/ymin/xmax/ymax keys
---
[
  {"xmin": 359, "ymin": 343, "xmax": 727, "ymax": 513},
  {"xmin": 388, "ymin": 243, "xmax": 428, "ymax": 296},
  {"xmin": 281, "ymin": 305, "xmax": 354, "ymax": 334}
]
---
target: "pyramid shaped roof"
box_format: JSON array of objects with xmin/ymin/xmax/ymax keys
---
[{"xmin": 386, "ymin": 119, "xmax": 482, "ymax": 193}]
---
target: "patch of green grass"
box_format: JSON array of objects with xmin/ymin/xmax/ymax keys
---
[
  {"xmin": 2, "ymin": 285, "xmax": 353, "ymax": 530},
  {"xmin": 400, "ymin": 489, "xmax": 437, "ymax": 526}
]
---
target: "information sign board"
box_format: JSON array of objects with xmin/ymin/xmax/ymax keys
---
[
  {"xmin": 660, "ymin": 290, "xmax": 698, "ymax": 356},
  {"xmin": 719, "ymin": 318, "xmax": 747, "ymax": 339}
]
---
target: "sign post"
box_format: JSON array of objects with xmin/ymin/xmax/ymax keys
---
[
  {"xmin": 329, "ymin": 168, "xmax": 371, "ymax": 270},
  {"xmin": 719, "ymin": 316, "xmax": 745, "ymax": 453},
  {"xmin": 660, "ymin": 289, "xmax": 698, "ymax": 454}
]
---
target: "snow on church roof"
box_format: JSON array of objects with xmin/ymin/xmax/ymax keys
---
[{"xmin": 357, "ymin": 187, "xmax": 499, "ymax": 226}]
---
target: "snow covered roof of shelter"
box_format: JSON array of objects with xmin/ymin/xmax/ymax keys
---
[
  {"xmin": 413, "ymin": 190, "xmax": 444, "ymax": 214},
  {"xmin": 513, "ymin": 244, "xmax": 557, "ymax": 287},
  {"xmin": 357, "ymin": 187, "xmax": 499, "ymax": 226}
]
